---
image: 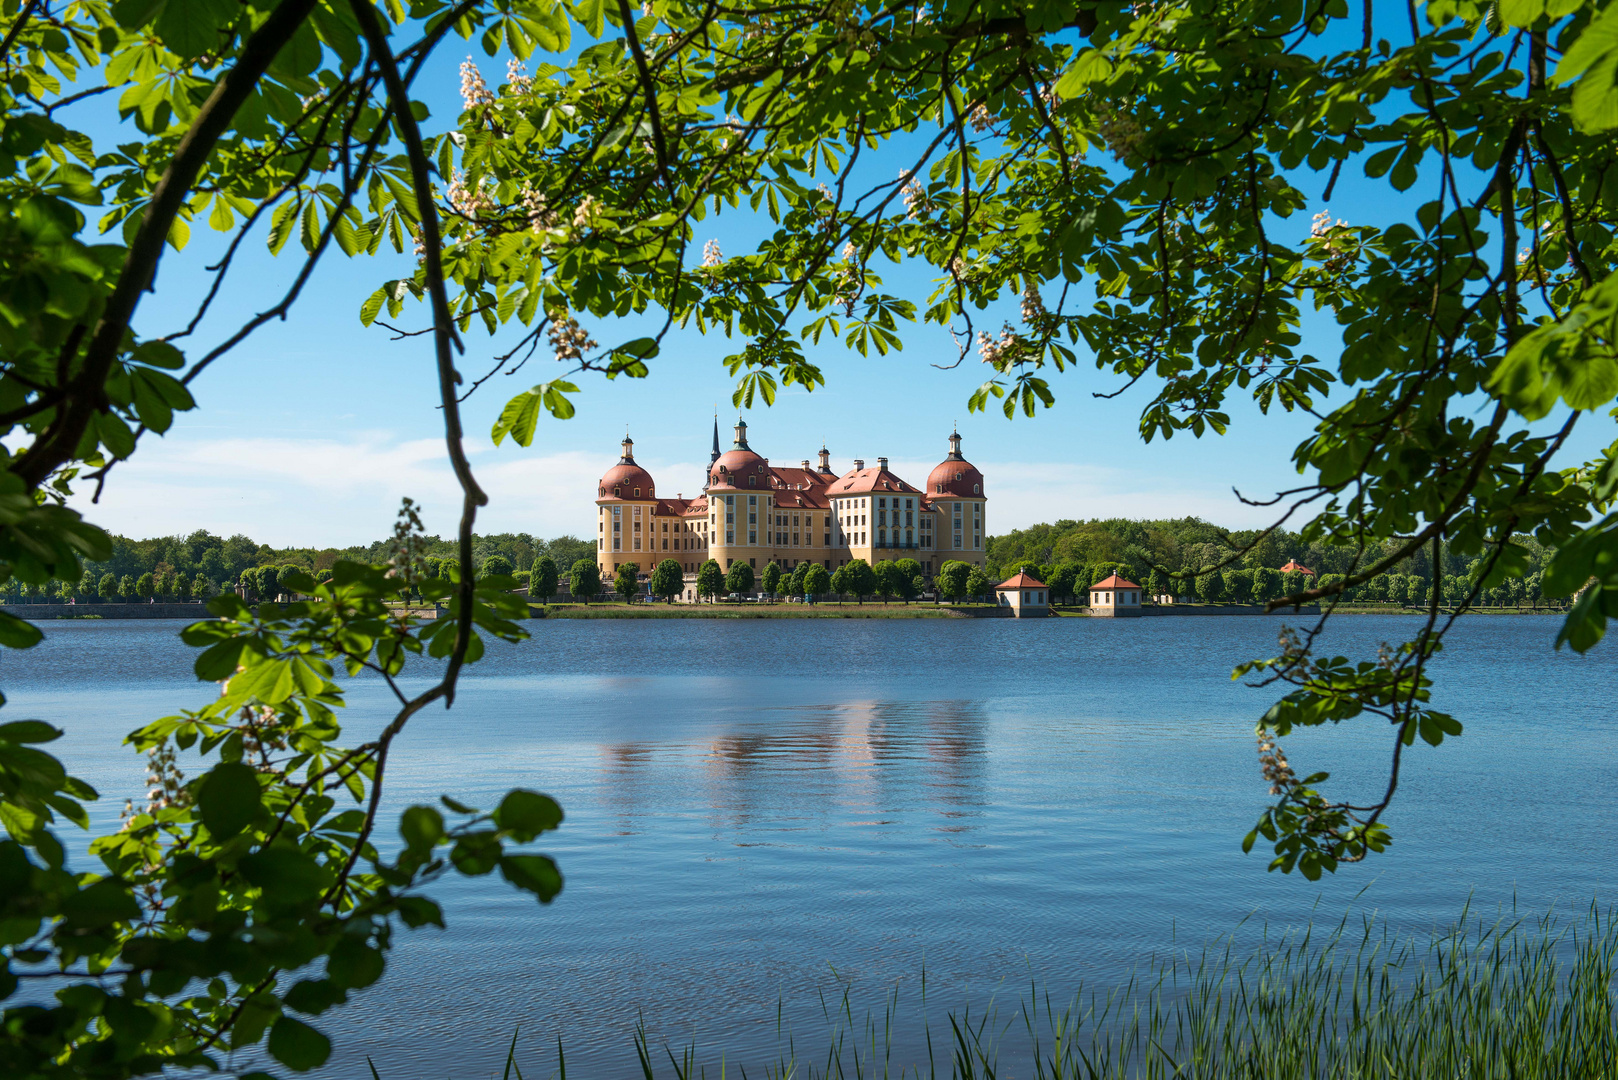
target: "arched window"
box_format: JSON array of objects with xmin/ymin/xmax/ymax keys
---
[
  {"xmin": 634, "ymin": 487, "xmax": 641, "ymax": 498},
  {"xmin": 749, "ymin": 475, "xmax": 756, "ymax": 487},
  {"xmin": 973, "ymin": 483, "xmax": 980, "ymax": 494}
]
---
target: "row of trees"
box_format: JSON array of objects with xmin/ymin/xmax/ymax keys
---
[
  {"xmin": 1, "ymin": 571, "xmax": 223, "ymax": 604},
  {"xmin": 68, "ymin": 530, "xmax": 597, "ymax": 602},
  {"xmin": 984, "ymin": 519, "xmax": 1557, "ymax": 598}
]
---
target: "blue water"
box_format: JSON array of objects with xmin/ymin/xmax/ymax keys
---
[{"xmin": 2, "ymin": 615, "xmax": 1613, "ymax": 1077}]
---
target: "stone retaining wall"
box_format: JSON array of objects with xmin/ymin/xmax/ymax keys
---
[
  {"xmin": 3, "ymin": 603, "xmax": 211, "ymax": 619},
  {"xmin": 1138, "ymin": 603, "xmax": 1321, "ymax": 616}
]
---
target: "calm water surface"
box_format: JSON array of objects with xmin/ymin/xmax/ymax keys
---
[{"xmin": 3, "ymin": 615, "xmax": 1613, "ymax": 1077}]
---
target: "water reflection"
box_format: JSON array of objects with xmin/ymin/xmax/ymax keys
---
[{"xmin": 595, "ymin": 699, "xmax": 989, "ymax": 837}]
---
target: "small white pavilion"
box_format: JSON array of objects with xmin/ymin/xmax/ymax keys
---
[
  {"xmin": 1089, "ymin": 573, "xmax": 1142, "ymax": 617},
  {"xmin": 994, "ymin": 572, "xmax": 1049, "ymax": 618}
]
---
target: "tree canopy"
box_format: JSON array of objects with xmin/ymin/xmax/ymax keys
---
[{"xmin": 5, "ymin": 0, "xmax": 1618, "ymax": 1069}]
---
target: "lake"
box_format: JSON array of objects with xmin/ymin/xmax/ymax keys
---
[{"xmin": 3, "ymin": 614, "xmax": 1613, "ymax": 1077}]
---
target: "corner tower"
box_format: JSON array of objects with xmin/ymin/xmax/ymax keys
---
[
  {"xmin": 924, "ymin": 427, "xmax": 987, "ymax": 567},
  {"xmin": 595, "ymin": 434, "xmax": 659, "ymax": 578}
]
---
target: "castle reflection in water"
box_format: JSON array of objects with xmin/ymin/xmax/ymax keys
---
[{"xmin": 595, "ymin": 700, "xmax": 987, "ymax": 836}]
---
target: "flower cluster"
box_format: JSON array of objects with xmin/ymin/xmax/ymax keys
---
[
  {"xmin": 1094, "ymin": 103, "xmax": 1144, "ymax": 163},
  {"xmin": 1020, "ymin": 283, "xmax": 1048, "ymax": 327},
  {"xmin": 241, "ymin": 704, "xmax": 289, "ymax": 767},
  {"xmin": 460, "ymin": 59, "xmax": 495, "ymax": 109},
  {"xmin": 548, "ymin": 312, "xmax": 598, "ymax": 362},
  {"xmin": 1309, "ymin": 210, "xmax": 1356, "ymax": 272},
  {"xmin": 520, "ymin": 183, "xmax": 557, "ymax": 233},
  {"xmin": 967, "ymin": 103, "xmax": 994, "ymax": 132},
  {"xmin": 385, "ymin": 496, "xmax": 431, "ymax": 586},
  {"xmin": 505, "ymin": 59, "xmax": 533, "ymax": 96},
  {"xmin": 835, "ymin": 242, "xmax": 863, "ymax": 313},
  {"xmin": 121, "ymin": 738, "xmax": 188, "ymax": 828},
  {"xmin": 447, "ymin": 171, "xmax": 494, "ymax": 219},
  {"xmin": 572, "ymin": 193, "xmax": 600, "ymax": 230},
  {"xmin": 900, "ymin": 171, "xmax": 933, "ymax": 219},
  {"xmin": 1257, "ymin": 733, "xmax": 1297, "ymax": 795},
  {"xmin": 977, "ymin": 322, "xmax": 1020, "ymax": 367},
  {"xmin": 702, "ymin": 238, "xmax": 723, "ymax": 267}
]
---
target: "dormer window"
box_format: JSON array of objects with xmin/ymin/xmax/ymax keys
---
[
  {"xmin": 974, "ymin": 483, "xmax": 980, "ymax": 494},
  {"xmin": 955, "ymin": 472, "xmax": 963, "ymax": 481},
  {"xmin": 634, "ymin": 487, "xmax": 641, "ymax": 498},
  {"xmin": 749, "ymin": 475, "xmax": 756, "ymax": 487}
]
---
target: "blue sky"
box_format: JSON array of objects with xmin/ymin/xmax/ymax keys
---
[{"xmin": 63, "ymin": 35, "xmax": 1614, "ymax": 548}]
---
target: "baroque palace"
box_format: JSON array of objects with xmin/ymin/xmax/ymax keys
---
[{"xmin": 595, "ymin": 420, "xmax": 987, "ymax": 583}]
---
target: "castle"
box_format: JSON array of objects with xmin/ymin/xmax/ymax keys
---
[{"xmin": 594, "ymin": 420, "xmax": 987, "ymax": 588}]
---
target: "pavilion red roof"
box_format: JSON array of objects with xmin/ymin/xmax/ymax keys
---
[
  {"xmin": 996, "ymin": 572, "xmax": 1046, "ymax": 590},
  {"xmin": 1279, "ymin": 560, "xmax": 1315, "ymax": 575},
  {"xmin": 1091, "ymin": 574, "xmax": 1140, "ymax": 590}
]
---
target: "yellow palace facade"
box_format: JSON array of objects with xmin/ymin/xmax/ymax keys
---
[{"xmin": 594, "ymin": 421, "xmax": 988, "ymax": 584}]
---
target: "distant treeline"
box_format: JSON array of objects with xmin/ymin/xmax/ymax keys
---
[
  {"xmin": 3, "ymin": 517, "xmax": 1556, "ymax": 608},
  {"xmin": 986, "ymin": 517, "xmax": 1555, "ymax": 606},
  {"xmin": 0, "ymin": 530, "xmax": 597, "ymax": 602}
]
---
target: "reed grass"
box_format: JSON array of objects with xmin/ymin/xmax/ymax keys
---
[{"xmin": 378, "ymin": 904, "xmax": 1617, "ymax": 1079}]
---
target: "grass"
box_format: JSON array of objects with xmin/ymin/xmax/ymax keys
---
[{"xmin": 387, "ymin": 904, "xmax": 1616, "ymax": 1079}]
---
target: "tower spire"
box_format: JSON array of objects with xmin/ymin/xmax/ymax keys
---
[{"xmin": 710, "ymin": 411, "xmax": 721, "ymax": 465}]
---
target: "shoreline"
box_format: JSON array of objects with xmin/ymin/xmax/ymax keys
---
[{"xmin": 0, "ymin": 602, "xmax": 1568, "ymax": 621}]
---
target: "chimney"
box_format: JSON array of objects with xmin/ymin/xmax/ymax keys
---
[
  {"xmin": 802, "ymin": 459, "xmax": 811, "ymax": 470},
  {"xmin": 853, "ymin": 458, "xmax": 865, "ymax": 471},
  {"xmin": 877, "ymin": 456, "xmax": 888, "ymax": 471}
]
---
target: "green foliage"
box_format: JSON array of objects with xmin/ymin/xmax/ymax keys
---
[
  {"xmin": 696, "ymin": 560, "xmax": 724, "ymax": 601},
  {"xmin": 0, "ymin": 0, "xmax": 1607, "ymax": 1042},
  {"xmin": 613, "ymin": 562, "xmax": 640, "ymax": 603},
  {"xmin": 964, "ymin": 568, "xmax": 989, "ymax": 601},
  {"xmin": 804, "ymin": 564, "xmax": 830, "ymax": 598},
  {"xmin": 938, "ymin": 561, "xmax": 971, "ymax": 603},
  {"xmin": 724, "ymin": 561, "xmax": 754, "ymax": 596},
  {"xmin": 893, "ymin": 559, "xmax": 922, "ymax": 602},
  {"xmin": 480, "ymin": 555, "xmax": 515, "ymax": 579},
  {"xmin": 0, "ymin": 563, "xmax": 560, "ymax": 1075},
  {"xmin": 842, "ymin": 560, "xmax": 876, "ymax": 603},
  {"xmin": 760, "ymin": 561, "xmax": 782, "ymax": 595},
  {"xmin": 1046, "ymin": 562, "xmax": 1079, "ymax": 604},
  {"xmin": 530, "ymin": 556, "xmax": 559, "ymax": 600},
  {"xmin": 871, "ymin": 560, "xmax": 897, "ymax": 600},
  {"xmin": 650, "ymin": 559, "xmax": 683, "ymax": 602},
  {"xmin": 569, "ymin": 559, "xmax": 602, "ymax": 604}
]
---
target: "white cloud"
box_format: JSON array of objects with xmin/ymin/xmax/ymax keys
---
[
  {"xmin": 70, "ymin": 435, "xmax": 1286, "ymax": 547},
  {"xmin": 71, "ymin": 432, "xmax": 619, "ymax": 546},
  {"xmin": 877, "ymin": 457, "xmax": 1281, "ymax": 532}
]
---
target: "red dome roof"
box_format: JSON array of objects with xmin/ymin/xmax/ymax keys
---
[
  {"xmin": 708, "ymin": 447, "xmax": 770, "ymax": 490},
  {"xmin": 598, "ymin": 436, "xmax": 655, "ymax": 499},
  {"xmin": 926, "ymin": 459, "xmax": 983, "ymax": 497},
  {"xmin": 926, "ymin": 430, "xmax": 984, "ymax": 498},
  {"xmin": 599, "ymin": 461, "xmax": 654, "ymax": 499}
]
